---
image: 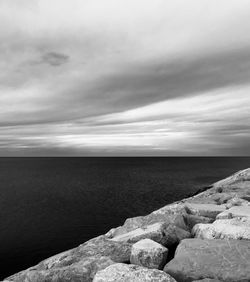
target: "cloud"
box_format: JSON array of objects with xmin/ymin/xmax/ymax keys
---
[
  {"xmin": 0, "ymin": 0, "xmax": 250, "ymax": 155},
  {"xmin": 39, "ymin": 52, "xmax": 69, "ymax": 66},
  {"xmin": 1, "ymin": 86, "xmax": 250, "ymax": 156}
]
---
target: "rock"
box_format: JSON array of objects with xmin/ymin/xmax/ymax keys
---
[
  {"xmin": 225, "ymin": 196, "xmax": 250, "ymax": 209},
  {"xmin": 111, "ymin": 222, "xmax": 165, "ymax": 244},
  {"xmin": 183, "ymin": 214, "xmax": 214, "ymax": 230},
  {"xmin": 192, "ymin": 217, "xmax": 250, "ymax": 240},
  {"xmin": 212, "ymin": 169, "xmax": 250, "ymax": 201},
  {"xmin": 212, "ymin": 192, "xmax": 232, "ymax": 204},
  {"xmin": 107, "ymin": 203, "xmax": 188, "ymax": 238},
  {"xmin": 216, "ymin": 205, "xmax": 250, "ymax": 219},
  {"xmin": 161, "ymin": 223, "xmax": 191, "ymax": 247},
  {"xmin": 130, "ymin": 239, "xmax": 168, "ymax": 270},
  {"xmin": 185, "ymin": 203, "xmax": 226, "ymax": 219},
  {"xmin": 8, "ymin": 256, "xmax": 115, "ymax": 282},
  {"xmin": 112, "ymin": 221, "xmax": 191, "ymax": 248},
  {"xmin": 193, "ymin": 279, "xmax": 222, "ymax": 282},
  {"xmin": 213, "ymin": 168, "xmax": 250, "ymax": 188},
  {"xmin": 5, "ymin": 236, "xmax": 132, "ymax": 282},
  {"xmin": 93, "ymin": 263, "xmax": 177, "ymax": 282},
  {"xmin": 164, "ymin": 238, "xmax": 250, "ymax": 282}
]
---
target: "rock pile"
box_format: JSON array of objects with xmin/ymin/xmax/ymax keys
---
[{"xmin": 4, "ymin": 168, "xmax": 250, "ymax": 282}]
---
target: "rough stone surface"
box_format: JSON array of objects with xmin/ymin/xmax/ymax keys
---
[
  {"xmin": 5, "ymin": 236, "xmax": 132, "ymax": 282},
  {"xmin": 225, "ymin": 196, "xmax": 250, "ymax": 208},
  {"xmin": 192, "ymin": 217, "xmax": 250, "ymax": 240},
  {"xmin": 213, "ymin": 168, "xmax": 250, "ymax": 188},
  {"xmin": 216, "ymin": 205, "xmax": 250, "ymax": 219},
  {"xmin": 183, "ymin": 213, "xmax": 214, "ymax": 229},
  {"xmin": 93, "ymin": 263, "xmax": 176, "ymax": 282},
  {"xmin": 130, "ymin": 239, "xmax": 168, "ymax": 269},
  {"xmin": 111, "ymin": 221, "xmax": 191, "ymax": 247},
  {"xmin": 185, "ymin": 168, "xmax": 250, "ymax": 207},
  {"xmin": 193, "ymin": 279, "xmax": 222, "ymax": 282},
  {"xmin": 106, "ymin": 203, "xmax": 188, "ymax": 238},
  {"xmin": 185, "ymin": 203, "xmax": 226, "ymax": 219},
  {"xmin": 111, "ymin": 222, "xmax": 165, "ymax": 243},
  {"xmin": 164, "ymin": 238, "xmax": 250, "ymax": 282}
]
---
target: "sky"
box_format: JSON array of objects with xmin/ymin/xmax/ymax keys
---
[{"xmin": 1, "ymin": 0, "xmax": 250, "ymax": 156}]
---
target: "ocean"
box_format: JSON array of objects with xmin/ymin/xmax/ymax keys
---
[{"xmin": 0, "ymin": 157, "xmax": 250, "ymax": 279}]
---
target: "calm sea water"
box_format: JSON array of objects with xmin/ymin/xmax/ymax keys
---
[{"xmin": 0, "ymin": 157, "xmax": 250, "ymax": 278}]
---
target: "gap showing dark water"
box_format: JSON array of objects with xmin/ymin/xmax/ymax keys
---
[{"xmin": 0, "ymin": 157, "xmax": 250, "ymax": 279}]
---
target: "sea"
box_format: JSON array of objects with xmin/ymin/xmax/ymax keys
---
[{"xmin": 0, "ymin": 157, "xmax": 250, "ymax": 279}]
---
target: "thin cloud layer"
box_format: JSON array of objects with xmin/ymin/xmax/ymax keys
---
[{"xmin": 0, "ymin": 0, "xmax": 250, "ymax": 156}]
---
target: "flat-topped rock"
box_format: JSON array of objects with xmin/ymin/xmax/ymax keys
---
[
  {"xmin": 111, "ymin": 221, "xmax": 191, "ymax": 248},
  {"xmin": 216, "ymin": 205, "xmax": 250, "ymax": 219},
  {"xmin": 193, "ymin": 279, "xmax": 222, "ymax": 282},
  {"xmin": 185, "ymin": 203, "xmax": 226, "ymax": 219},
  {"xmin": 192, "ymin": 217, "xmax": 250, "ymax": 240},
  {"xmin": 111, "ymin": 222, "xmax": 165, "ymax": 243},
  {"xmin": 106, "ymin": 203, "xmax": 187, "ymax": 238},
  {"xmin": 130, "ymin": 239, "xmax": 168, "ymax": 269},
  {"xmin": 225, "ymin": 197, "xmax": 250, "ymax": 209},
  {"xmin": 164, "ymin": 238, "xmax": 250, "ymax": 282},
  {"xmin": 93, "ymin": 263, "xmax": 176, "ymax": 282}
]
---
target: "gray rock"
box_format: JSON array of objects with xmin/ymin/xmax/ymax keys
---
[
  {"xmin": 93, "ymin": 263, "xmax": 177, "ymax": 282},
  {"xmin": 185, "ymin": 203, "xmax": 226, "ymax": 219},
  {"xmin": 111, "ymin": 221, "xmax": 191, "ymax": 248},
  {"xmin": 216, "ymin": 205, "xmax": 250, "ymax": 219},
  {"xmin": 130, "ymin": 239, "xmax": 168, "ymax": 269},
  {"xmin": 225, "ymin": 196, "xmax": 250, "ymax": 208},
  {"xmin": 111, "ymin": 222, "xmax": 165, "ymax": 244},
  {"xmin": 212, "ymin": 168, "xmax": 250, "ymax": 201},
  {"xmin": 5, "ymin": 236, "xmax": 132, "ymax": 282},
  {"xmin": 7, "ymin": 256, "xmax": 115, "ymax": 282},
  {"xmin": 212, "ymin": 193, "xmax": 233, "ymax": 204},
  {"xmin": 192, "ymin": 217, "xmax": 250, "ymax": 240},
  {"xmin": 183, "ymin": 213, "xmax": 214, "ymax": 230},
  {"xmin": 213, "ymin": 168, "xmax": 250, "ymax": 188},
  {"xmin": 164, "ymin": 238, "xmax": 250, "ymax": 282},
  {"xmin": 193, "ymin": 279, "xmax": 222, "ymax": 282},
  {"xmin": 106, "ymin": 203, "xmax": 188, "ymax": 237}
]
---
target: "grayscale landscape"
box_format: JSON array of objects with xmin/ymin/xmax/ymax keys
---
[{"xmin": 0, "ymin": 1, "xmax": 250, "ymax": 281}]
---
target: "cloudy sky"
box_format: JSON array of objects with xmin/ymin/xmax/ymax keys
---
[{"xmin": 1, "ymin": 0, "xmax": 250, "ymax": 156}]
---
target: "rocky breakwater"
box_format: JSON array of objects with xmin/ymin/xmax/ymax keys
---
[{"xmin": 4, "ymin": 168, "xmax": 250, "ymax": 282}]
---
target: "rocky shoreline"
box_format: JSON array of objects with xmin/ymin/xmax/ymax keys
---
[{"xmin": 4, "ymin": 168, "xmax": 250, "ymax": 282}]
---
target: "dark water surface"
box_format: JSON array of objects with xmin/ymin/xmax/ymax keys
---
[{"xmin": 1, "ymin": 157, "xmax": 250, "ymax": 278}]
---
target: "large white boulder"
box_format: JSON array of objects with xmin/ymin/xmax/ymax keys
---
[
  {"xmin": 130, "ymin": 239, "xmax": 168, "ymax": 269},
  {"xmin": 93, "ymin": 263, "xmax": 176, "ymax": 282},
  {"xmin": 164, "ymin": 239, "xmax": 250, "ymax": 282},
  {"xmin": 216, "ymin": 205, "xmax": 250, "ymax": 219},
  {"xmin": 192, "ymin": 217, "xmax": 250, "ymax": 240},
  {"xmin": 185, "ymin": 203, "xmax": 226, "ymax": 219}
]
